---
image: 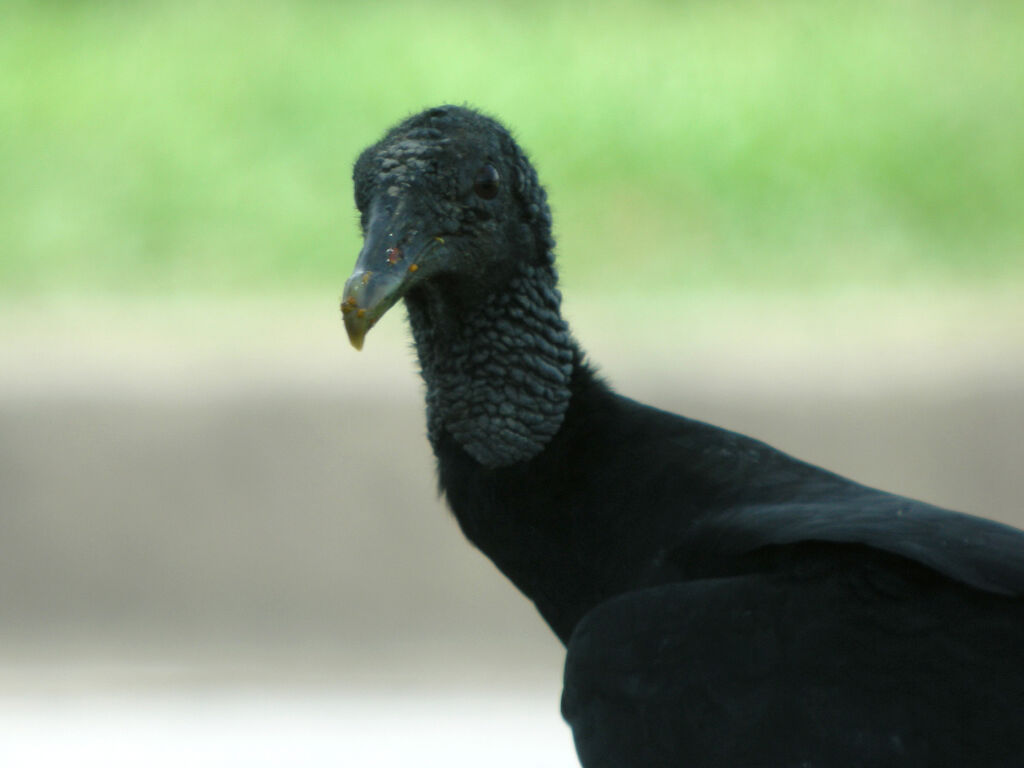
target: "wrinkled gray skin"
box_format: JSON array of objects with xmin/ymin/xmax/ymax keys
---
[{"xmin": 347, "ymin": 106, "xmax": 576, "ymax": 467}]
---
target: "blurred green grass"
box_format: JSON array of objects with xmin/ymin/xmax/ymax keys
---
[{"xmin": 1, "ymin": 0, "xmax": 1022, "ymax": 298}]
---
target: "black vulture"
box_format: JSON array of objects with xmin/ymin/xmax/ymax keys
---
[{"xmin": 341, "ymin": 105, "xmax": 1024, "ymax": 767}]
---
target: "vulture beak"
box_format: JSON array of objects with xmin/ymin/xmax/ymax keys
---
[{"xmin": 341, "ymin": 203, "xmax": 439, "ymax": 350}]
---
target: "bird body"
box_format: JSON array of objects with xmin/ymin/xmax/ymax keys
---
[{"xmin": 342, "ymin": 105, "xmax": 1024, "ymax": 767}]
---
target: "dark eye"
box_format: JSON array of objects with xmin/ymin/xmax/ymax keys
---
[{"xmin": 473, "ymin": 164, "xmax": 500, "ymax": 200}]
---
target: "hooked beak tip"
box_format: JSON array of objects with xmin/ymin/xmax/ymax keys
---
[{"xmin": 341, "ymin": 303, "xmax": 370, "ymax": 350}]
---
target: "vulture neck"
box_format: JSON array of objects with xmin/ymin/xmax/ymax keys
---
[{"xmin": 405, "ymin": 261, "xmax": 576, "ymax": 468}]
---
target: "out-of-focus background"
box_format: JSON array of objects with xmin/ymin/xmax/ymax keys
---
[{"xmin": 1, "ymin": 1, "xmax": 1022, "ymax": 765}]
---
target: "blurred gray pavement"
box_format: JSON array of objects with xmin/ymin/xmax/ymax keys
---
[{"xmin": 0, "ymin": 295, "xmax": 1021, "ymax": 692}]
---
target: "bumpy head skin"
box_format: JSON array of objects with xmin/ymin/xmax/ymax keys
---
[
  {"xmin": 343, "ymin": 106, "xmax": 556, "ymax": 348},
  {"xmin": 343, "ymin": 106, "xmax": 575, "ymax": 467}
]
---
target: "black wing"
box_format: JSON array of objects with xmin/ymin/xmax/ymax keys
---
[
  {"xmin": 602, "ymin": 394, "xmax": 1024, "ymax": 597},
  {"xmin": 562, "ymin": 563, "xmax": 1024, "ymax": 768},
  {"xmin": 680, "ymin": 493, "xmax": 1024, "ymax": 596}
]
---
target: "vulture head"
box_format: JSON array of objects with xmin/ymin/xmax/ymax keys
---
[{"xmin": 342, "ymin": 105, "xmax": 557, "ymax": 350}]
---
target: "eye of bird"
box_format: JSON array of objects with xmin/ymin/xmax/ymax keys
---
[{"xmin": 473, "ymin": 164, "xmax": 500, "ymax": 200}]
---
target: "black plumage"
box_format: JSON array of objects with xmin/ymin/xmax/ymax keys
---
[{"xmin": 341, "ymin": 105, "xmax": 1024, "ymax": 767}]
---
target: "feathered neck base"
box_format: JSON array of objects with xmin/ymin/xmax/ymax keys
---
[{"xmin": 405, "ymin": 262, "xmax": 575, "ymax": 468}]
